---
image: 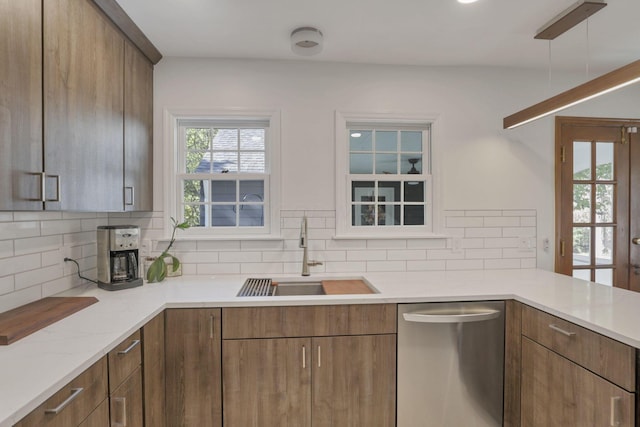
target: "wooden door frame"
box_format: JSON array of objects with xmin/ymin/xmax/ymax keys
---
[{"xmin": 555, "ymin": 116, "xmax": 640, "ymax": 289}]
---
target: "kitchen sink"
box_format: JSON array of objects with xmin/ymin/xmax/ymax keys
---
[{"xmin": 236, "ymin": 277, "xmax": 377, "ymax": 297}]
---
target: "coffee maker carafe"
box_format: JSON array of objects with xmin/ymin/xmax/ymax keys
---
[{"xmin": 97, "ymin": 225, "xmax": 143, "ymax": 291}]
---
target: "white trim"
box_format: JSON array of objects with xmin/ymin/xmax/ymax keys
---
[
  {"xmin": 334, "ymin": 110, "xmax": 443, "ymax": 239},
  {"xmin": 163, "ymin": 107, "xmax": 281, "ymax": 239}
]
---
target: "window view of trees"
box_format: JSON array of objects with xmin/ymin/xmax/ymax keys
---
[{"xmin": 184, "ymin": 128, "xmax": 215, "ymax": 227}]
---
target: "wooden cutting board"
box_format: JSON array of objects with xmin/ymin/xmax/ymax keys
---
[
  {"xmin": 0, "ymin": 296, "xmax": 98, "ymax": 345},
  {"xmin": 322, "ymin": 280, "xmax": 374, "ymax": 295}
]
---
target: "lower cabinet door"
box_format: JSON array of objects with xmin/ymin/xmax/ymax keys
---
[
  {"xmin": 110, "ymin": 367, "xmax": 143, "ymax": 427},
  {"xmin": 78, "ymin": 400, "xmax": 109, "ymax": 427},
  {"xmin": 222, "ymin": 337, "xmax": 312, "ymax": 427},
  {"xmin": 312, "ymin": 334, "xmax": 397, "ymax": 427},
  {"xmin": 521, "ymin": 337, "xmax": 635, "ymax": 427}
]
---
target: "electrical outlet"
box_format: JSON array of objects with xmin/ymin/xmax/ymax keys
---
[
  {"xmin": 518, "ymin": 237, "xmax": 533, "ymax": 252},
  {"xmin": 542, "ymin": 238, "xmax": 550, "ymax": 252},
  {"xmin": 141, "ymin": 239, "xmax": 152, "ymax": 256},
  {"xmin": 452, "ymin": 238, "xmax": 463, "ymax": 253},
  {"xmin": 59, "ymin": 245, "xmax": 72, "ymax": 268}
]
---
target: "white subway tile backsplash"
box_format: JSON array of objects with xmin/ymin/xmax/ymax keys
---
[
  {"xmin": 502, "ymin": 227, "xmax": 536, "ymax": 238},
  {"xmin": 0, "ymin": 253, "xmax": 41, "ymax": 276},
  {"xmin": 15, "ymin": 265, "xmax": 63, "ymax": 291},
  {"xmin": 427, "ymin": 249, "xmax": 464, "ymax": 260},
  {"xmin": 464, "ymin": 227, "xmax": 502, "ymax": 238},
  {"xmin": 521, "ymin": 258, "xmax": 537, "ymax": 268},
  {"xmin": 14, "ymin": 235, "xmax": 62, "ymax": 256},
  {"xmin": 446, "ymin": 216, "xmax": 483, "ymax": 228},
  {"xmin": 0, "ymin": 285, "xmax": 41, "ymax": 313},
  {"xmin": 197, "ymin": 240, "xmax": 241, "ymax": 251},
  {"xmin": 0, "ymin": 213, "xmax": 13, "ymax": 222},
  {"xmin": 483, "ymin": 216, "xmax": 521, "ymax": 227},
  {"xmin": 347, "ymin": 250, "xmax": 387, "ymax": 262},
  {"xmin": 466, "ymin": 210, "xmax": 501, "ymax": 217},
  {"xmin": 484, "ymin": 259, "xmax": 522, "ymax": 269},
  {"xmin": 42, "ymin": 275, "xmax": 77, "ymax": 297},
  {"xmin": 219, "ymin": 251, "xmax": 262, "ymax": 263},
  {"xmin": 484, "ymin": 237, "xmax": 519, "ymax": 248},
  {"xmin": 407, "ymin": 239, "xmax": 447, "ymax": 249},
  {"xmin": 407, "ymin": 260, "xmax": 446, "ymax": 271},
  {"xmin": 367, "ymin": 260, "xmax": 406, "ymax": 272},
  {"xmin": 520, "ymin": 217, "xmax": 536, "ymax": 227},
  {"xmin": 240, "ymin": 240, "xmax": 285, "ymax": 251},
  {"xmin": 387, "ymin": 250, "xmax": 427, "ymax": 261},
  {"xmin": 0, "ymin": 276, "xmax": 14, "ymax": 296},
  {"xmin": 197, "ymin": 263, "xmax": 241, "ymax": 275},
  {"xmin": 325, "ymin": 261, "xmax": 367, "ymax": 273},
  {"xmin": 366, "ymin": 239, "xmax": 406, "ymax": 249},
  {"xmin": 503, "ymin": 210, "xmax": 536, "ymax": 217},
  {"xmin": 241, "ymin": 262, "xmax": 284, "ymax": 275},
  {"xmin": 41, "ymin": 219, "xmax": 81, "ymax": 236},
  {"xmin": 0, "ymin": 241, "xmax": 13, "ymax": 259},
  {"xmin": 0, "ymin": 221, "xmax": 40, "ymax": 240},
  {"xmin": 465, "ymin": 248, "xmax": 503, "ymax": 259},
  {"xmin": 446, "ymin": 259, "xmax": 484, "ymax": 270},
  {"xmin": 14, "ymin": 211, "xmax": 62, "ymax": 221},
  {"xmin": 326, "ymin": 239, "xmax": 367, "ymax": 250}
]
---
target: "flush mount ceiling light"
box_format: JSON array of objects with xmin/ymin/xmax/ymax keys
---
[
  {"xmin": 291, "ymin": 27, "xmax": 323, "ymax": 56},
  {"xmin": 535, "ymin": 0, "xmax": 607, "ymax": 40},
  {"xmin": 458, "ymin": 0, "xmax": 480, "ymax": 4}
]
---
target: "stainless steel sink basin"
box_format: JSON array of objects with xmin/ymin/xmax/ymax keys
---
[
  {"xmin": 273, "ymin": 282, "xmax": 325, "ymax": 296},
  {"xmin": 236, "ymin": 277, "xmax": 378, "ymax": 297}
]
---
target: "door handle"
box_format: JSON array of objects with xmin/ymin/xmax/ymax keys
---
[{"xmin": 632, "ymin": 238, "xmax": 640, "ymax": 245}]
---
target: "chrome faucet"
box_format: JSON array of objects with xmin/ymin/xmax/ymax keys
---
[{"xmin": 300, "ymin": 216, "xmax": 322, "ymax": 276}]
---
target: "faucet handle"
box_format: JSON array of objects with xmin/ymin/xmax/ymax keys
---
[{"xmin": 307, "ymin": 260, "xmax": 323, "ymax": 267}]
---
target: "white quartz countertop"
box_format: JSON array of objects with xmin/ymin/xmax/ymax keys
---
[{"xmin": 2, "ymin": 268, "xmax": 640, "ymax": 426}]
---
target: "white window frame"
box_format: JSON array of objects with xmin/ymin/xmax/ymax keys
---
[
  {"xmin": 164, "ymin": 108, "xmax": 281, "ymax": 239},
  {"xmin": 335, "ymin": 111, "xmax": 443, "ymax": 239}
]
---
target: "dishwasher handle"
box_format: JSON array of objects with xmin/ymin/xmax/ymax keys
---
[{"xmin": 403, "ymin": 308, "xmax": 501, "ymax": 324}]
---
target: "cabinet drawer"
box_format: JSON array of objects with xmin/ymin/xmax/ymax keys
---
[
  {"xmin": 521, "ymin": 304, "xmax": 635, "ymax": 391},
  {"xmin": 108, "ymin": 330, "xmax": 141, "ymax": 393},
  {"xmin": 15, "ymin": 357, "xmax": 108, "ymax": 427},
  {"xmin": 78, "ymin": 399, "xmax": 109, "ymax": 427},
  {"xmin": 222, "ymin": 304, "xmax": 396, "ymax": 339}
]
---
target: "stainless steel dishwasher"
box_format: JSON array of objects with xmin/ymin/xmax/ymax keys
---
[{"xmin": 397, "ymin": 301, "xmax": 505, "ymax": 427}]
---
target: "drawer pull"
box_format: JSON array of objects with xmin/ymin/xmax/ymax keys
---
[
  {"xmin": 44, "ymin": 387, "xmax": 84, "ymax": 414},
  {"xmin": 113, "ymin": 396, "xmax": 127, "ymax": 427},
  {"xmin": 610, "ymin": 396, "xmax": 621, "ymax": 426},
  {"xmin": 302, "ymin": 345, "xmax": 306, "ymax": 369},
  {"xmin": 117, "ymin": 339, "xmax": 141, "ymax": 355},
  {"xmin": 548, "ymin": 324, "xmax": 576, "ymax": 337}
]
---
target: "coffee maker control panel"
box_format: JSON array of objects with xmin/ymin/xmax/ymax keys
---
[{"xmin": 111, "ymin": 228, "xmax": 140, "ymax": 250}]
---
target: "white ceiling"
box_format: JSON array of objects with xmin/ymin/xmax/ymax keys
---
[{"xmin": 117, "ymin": 0, "xmax": 639, "ymax": 73}]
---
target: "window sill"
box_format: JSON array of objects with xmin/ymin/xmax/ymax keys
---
[
  {"xmin": 156, "ymin": 235, "xmax": 284, "ymax": 243},
  {"xmin": 332, "ymin": 233, "xmax": 448, "ymax": 240}
]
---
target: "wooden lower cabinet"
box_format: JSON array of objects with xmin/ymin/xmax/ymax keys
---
[
  {"xmin": 141, "ymin": 312, "xmax": 165, "ymax": 427},
  {"xmin": 165, "ymin": 308, "xmax": 222, "ymax": 427},
  {"xmin": 521, "ymin": 337, "xmax": 635, "ymax": 427},
  {"xmin": 223, "ymin": 338, "xmax": 312, "ymax": 427},
  {"xmin": 222, "ymin": 334, "xmax": 396, "ymax": 427},
  {"xmin": 109, "ymin": 367, "xmax": 143, "ymax": 427},
  {"xmin": 78, "ymin": 400, "xmax": 109, "ymax": 427}
]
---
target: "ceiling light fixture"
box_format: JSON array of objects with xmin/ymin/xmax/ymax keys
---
[
  {"xmin": 458, "ymin": 0, "xmax": 480, "ymax": 4},
  {"xmin": 535, "ymin": 0, "xmax": 606, "ymax": 40},
  {"xmin": 503, "ymin": 59, "xmax": 640, "ymax": 129},
  {"xmin": 291, "ymin": 27, "xmax": 323, "ymax": 56}
]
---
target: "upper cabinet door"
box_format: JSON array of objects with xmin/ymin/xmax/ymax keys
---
[
  {"xmin": 124, "ymin": 42, "xmax": 153, "ymax": 212},
  {"xmin": 0, "ymin": 0, "xmax": 43, "ymax": 211},
  {"xmin": 43, "ymin": 0, "xmax": 124, "ymax": 211}
]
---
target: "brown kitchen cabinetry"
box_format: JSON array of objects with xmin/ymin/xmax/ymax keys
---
[
  {"xmin": 141, "ymin": 312, "xmax": 165, "ymax": 427},
  {"xmin": 107, "ymin": 330, "xmax": 143, "ymax": 427},
  {"xmin": 221, "ymin": 304, "xmax": 397, "ymax": 427},
  {"xmin": 1, "ymin": 0, "xmax": 157, "ymax": 212},
  {"xmin": 506, "ymin": 302, "xmax": 638, "ymax": 427},
  {"xmin": 165, "ymin": 308, "xmax": 222, "ymax": 427},
  {"xmin": 14, "ymin": 357, "xmax": 109, "ymax": 427}
]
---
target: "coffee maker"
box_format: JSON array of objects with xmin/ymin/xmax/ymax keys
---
[{"xmin": 97, "ymin": 225, "xmax": 143, "ymax": 291}]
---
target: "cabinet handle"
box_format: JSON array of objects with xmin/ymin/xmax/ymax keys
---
[
  {"xmin": 317, "ymin": 345, "xmax": 321, "ymax": 368},
  {"xmin": 39, "ymin": 172, "xmax": 46, "ymax": 202},
  {"xmin": 112, "ymin": 396, "xmax": 127, "ymax": 427},
  {"xmin": 302, "ymin": 345, "xmax": 306, "ymax": 369},
  {"xmin": 210, "ymin": 314, "xmax": 214, "ymax": 339},
  {"xmin": 610, "ymin": 396, "xmax": 621, "ymax": 426},
  {"xmin": 44, "ymin": 387, "xmax": 84, "ymax": 414},
  {"xmin": 124, "ymin": 186, "xmax": 135, "ymax": 206},
  {"xmin": 548, "ymin": 324, "xmax": 576, "ymax": 337},
  {"xmin": 117, "ymin": 339, "xmax": 141, "ymax": 355},
  {"xmin": 45, "ymin": 174, "xmax": 61, "ymax": 202}
]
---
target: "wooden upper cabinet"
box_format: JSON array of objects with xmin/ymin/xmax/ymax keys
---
[
  {"xmin": 0, "ymin": 0, "xmax": 43, "ymax": 210},
  {"xmin": 124, "ymin": 41, "xmax": 153, "ymax": 212},
  {"xmin": 43, "ymin": 0, "xmax": 124, "ymax": 211}
]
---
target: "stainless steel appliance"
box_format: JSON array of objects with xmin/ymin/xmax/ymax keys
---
[
  {"xmin": 397, "ymin": 301, "xmax": 505, "ymax": 427},
  {"xmin": 97, "ymin": 225, "xmax": 143, "ymax": 291}
]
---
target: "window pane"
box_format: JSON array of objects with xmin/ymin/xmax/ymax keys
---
[
  {"xmin": 401, "ymin": 131, "xmax": 422, "ymax": 152},
  {"xmin": 240, "ymin": 129, "xmax": 265, "ymax": 150},
  {"xmin": 186, "ymin": 128, "xmax": 212, "ymax": 151},
  {"xmin": 594, "ymin": 226, "xmax": 613, "ymax": 265},
  {"xmin": 572, "ymin": 227, "xmax": 590, "ymax": 266},
  {"xmin": 239, "ymin": 205, "xmax": 264, "ymax": 226},
  {"xmin": 573, "ymin": 184, "xmax": 591, "ymax": 223},
  {"xmin": 353, "ymin": 205, "xmax": 376, "ymax": 226},
  {"xmin": 184, "ymin": 204, "xmax": 205, "ymax": 227},
  {"xmin": 573, "ymin": 141, "xmax": 591, "ymax": 180},
  {"xmin": 376, "ymin": 131, "xmax": 397, "ymax": 151},
  {"xmin": 375, "ymin": 154, "xmax": 398, "ymax": 174},
  {"xmin": 404, "ymin": 205, "xmax": 425, "ymax": 225},
  {"xmin": 401, "ymin": 155, "xmax": 422, "ymax": 174},
  {"xmin": 572, "ymin": 269, "xmax": 590, "ymax": 281},
  {"xmin": 240, "ymin": 180, "xmax": 264, "ymax": 202},
  {"xmin": 211, "ymin": 180, "xmax": 236, "ymax": 202},
  {"xmin": 212, "ymin": 128, "xmax": 238, "ymax": 150},
  {"xmin": 378, "ymin": 204, "xmax": 400, "ymax": 226},
  {"xmin": 352, "ymin": 181, "xmax": 375, "ymax": 202},
  {"xmin": 595, "ymin": 142, "xmax": 613, "ymax": 180},
  {"xmin": 213, "ymin": 152, "xmax": 238, "ymax": 173},
  {"xmin": 595, "ymin": 269, "xmax": 613, "ymax": 286},
  {"xmin": 212, "ymin": 205, "xmax": 236, "ymax": 226},
  {"xmin": 350, "ymin": 130, "xmax": 372, "ymax": 151},
  {"xmin": 186, "ymin": 151, "xmax": 208, "ymax": 173},
  {"xmin": 404, "ymin": 181, "xmax": 424, "ymax": 202},
  {"xmin": 350, "ymin": 153, "xmax": 373, "ymax": 174},
  {"xmin": 183, "ymin": 180, "xmax": 205, "ymax": 203},
  {"xmin": 379, "ymin": 181, "xmax": 401, "ymax": 202},
  {"xmin": 240, "ymin": 152, "xmax": 265, "ymax": 173},
  {"xmin": 595, "ymin": 184, "xmax": 613, "ymax": 223}
]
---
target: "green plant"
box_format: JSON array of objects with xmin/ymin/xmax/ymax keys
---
[{"xmin": 146, "ymin": 217, "xmax": 190, "ymax": 283}]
